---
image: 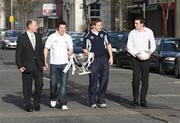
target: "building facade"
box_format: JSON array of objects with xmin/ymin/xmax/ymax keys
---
[
  {"xmin": 63, "ymin": 0, "xmax": 111, "ymax": 32},
  {"xmin": 111, "ymin": 0, "xmax": 132, "ymax": 31},
  {"xmin": 63, "ymin": 0, "xmax": 84, "ymax": 32},
  {"xmin": 0, "ymin": 0, "xmax": 6, "ymax": 29},
  {"xmin": 176, "ymin": 0, "xmax": 180, "ymax": 38},
  {"xmin": 126, "ymin": 0, "xmax": 176, "ymax": 37},
  {"xmin": 3, "ymin": 0, "xmax": 63, "ymax": 30},
  {"xmin": 26, "ymin": 0, "xmax": 60, "ymax": 30}
]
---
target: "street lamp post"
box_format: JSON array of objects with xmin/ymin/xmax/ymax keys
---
[
  {"xmin": 10, "ymin": 0, "xmax": 14, "ymax": 30},
  {"xmin": 142, "ymin": 2, "xmax": 145, "ymax": 19}
]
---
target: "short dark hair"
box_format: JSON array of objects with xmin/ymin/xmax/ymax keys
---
[
  {"xmin": 26, "ymin": 20, "xmax": 33, "ymax": 29},
  {"xmin": 56, "ymin": 20, "xmax": 67, "ymax": 29},
  {"xmin": 90, "ymin": 18, "xmax": 102, "ymax": 26},
  {"xmin": 135, "ymin": 17, "xmax": 145, "ymax": 25}
]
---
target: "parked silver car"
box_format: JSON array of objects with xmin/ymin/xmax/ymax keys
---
[{"xmin": 1, "ymin": 30, "xmax": 22, "ymax": 49}]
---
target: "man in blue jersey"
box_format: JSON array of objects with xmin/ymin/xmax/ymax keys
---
[{"xmin": 83, "ymin": 18, "xmax": 113, "ymax": 108}]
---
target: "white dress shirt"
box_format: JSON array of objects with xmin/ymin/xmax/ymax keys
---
[
  {"xmin": 127, "ymin": 27, "xmax": 156, "ymax": 57},
  {"xmin": 27, "ymin": 31, "xmax": 36, "ymax": 49}
]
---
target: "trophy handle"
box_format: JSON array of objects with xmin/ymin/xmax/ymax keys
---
[
  {"xmin": 73, "ymin": 56, "xmax": 80, "ymax": 65},
  {"xmin": 86, "ymin": 52, "xmax": 94, "ymax": 67}
]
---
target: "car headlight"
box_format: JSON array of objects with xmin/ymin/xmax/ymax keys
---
[
  {"xmin": 112, "ymin": 48, "xmax": 117, "ymax": 52},
  {"xmin": 5, "ymin": 39, "xmax": 10, "ymax": 43},
  {"xmin": 164, "ymin": 57, "xmax": 175, "ymax": 61}
]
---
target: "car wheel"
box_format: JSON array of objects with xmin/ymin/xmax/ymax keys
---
[
  {"xmin": 3, "ymin": 47, "xmax": 7, "ymax": 50},
  {"xmin": 2, "ymin": 45, "xmax": 5, "ymax": 50},
  {"xmin": 113, "ymin": 56, "xmax": 117, "ymax": 64},
  {"xmin": 174, "ymin": 62, "xmax": 180, "ymax": 78},
  {"xmin": 159, "ymin": 63, "xmax": 165, "ymax": 74}
]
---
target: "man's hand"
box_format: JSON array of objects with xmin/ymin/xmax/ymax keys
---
[
  {"xmin": 18, "ymin": 67, "xmax": 26, "ymax": 73},
  {"xmin": 43, "ymin": 66, "xmax": 47, "ymax": 71},
  {"xmin": 109, "ymin": 57, "xmax": 113, "ymax": 65},
  {"xmin": 83, "ymin": 49, "xmax": 89, "ymax": 56},
  {"xmin": 147, "ymin": 51, "xmax": 153, "ymax": 56},
  {"xmin": 44, "ymin": 62, "xmax": 48, "ymax": 70},
  {"xmin": 135, "ymin": 53, "xmax": 140, "ymax": 59}
]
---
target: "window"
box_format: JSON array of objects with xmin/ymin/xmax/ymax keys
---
[
  {"xmin": 161, "ymin": 40, "xmax": 180, "ymax": 51},
  {"xmin": 90, "ymin": 3, "xmax": 100, "ymax": 19}
]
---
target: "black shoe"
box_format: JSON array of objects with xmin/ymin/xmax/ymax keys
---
[
  {"xmin": 34, "ymin": 103, "xmax": 40, "ymax": 111},
  {"xmin": 130, "ymin": 99, "xmax": 138, "ymax": 106},
  {"xmin": 140, "ymin": 101, "xmax": 147, "ymax": 107},
  {"xmin": 25, "ymin": 104, "xmax": 33, "ymax": 112}
]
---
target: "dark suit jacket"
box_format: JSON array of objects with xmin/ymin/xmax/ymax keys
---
[{"xmin": 16, "ymin": 32, "xmax": 45, "ymax": 73}]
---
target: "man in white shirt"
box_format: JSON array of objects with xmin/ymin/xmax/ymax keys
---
[
  {"xmin": 127, "ymin": 17, "xmax": 156, "ymax": 107},
  {"xmin": 44, "ymin": 20, "xmax": 73, "ymax": 110}
]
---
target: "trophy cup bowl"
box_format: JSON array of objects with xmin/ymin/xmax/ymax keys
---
[{"xmin": 75, "ymin": 53, "xmax": 91, "ymax": 75}]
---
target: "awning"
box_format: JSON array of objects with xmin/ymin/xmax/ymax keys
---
[
  {"xmin": 128, "ymin": 8, "xmax": 142, "ymax": 14},
  {"xmin": 37, "ymin": 16, "xmax": 59, "ymax": 19},
  {"xmin": 146, "ymin": 4, "xmax": 160, "ymax": 12},
  {"xmin": 128, "ymin": 4, "xmax": 160, "ymax": 14}
]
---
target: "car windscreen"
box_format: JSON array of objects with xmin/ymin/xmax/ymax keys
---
[
  {"xmin": 48, "ymin": 30, "xmax": 56, "ymax": 36},
  {"xmin": 72, "ymin": 35, "xmax": 83, "ymax": 47},
  {"xmin": 161, "ymin": 40, "xmax": 180, "ymax": 51},
  {"xmin": 5, "ymin": 31, "xmax": 22, "ymax": 37},
  {"xmin": 109, "ymin": 32, "xmax": 125, "ymax": 41},
  {"xmin": 109, "ymin": 36, "xmax": 121, "ymax": 48}
]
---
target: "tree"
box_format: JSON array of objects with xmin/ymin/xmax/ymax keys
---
[
  {"xmin": 13, "ymin": 0, "xmax": 40, "ymax": 29},
  {"xmin": 113, "ymin": 0, "xmax": 124, "ymax": 31},
  {"xmin": 83, "ymin": 0, "xmax": 99, "ymax": 30},
  {"xmin": 160, "ymin": 0, "xmax": 173, "ymax": 36}
]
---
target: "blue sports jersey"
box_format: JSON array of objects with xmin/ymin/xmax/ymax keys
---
[{"xmin": 83, "ymin": 28, "xmax": 111, "ymax": 57}]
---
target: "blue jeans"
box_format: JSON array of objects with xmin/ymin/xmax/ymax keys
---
[{"xmin": 50, "ymin": 64, "xmax": 68, "ymax": 105}]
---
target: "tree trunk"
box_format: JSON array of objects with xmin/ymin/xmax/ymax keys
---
[{"xmin": 83, "ymin": 0, "xmax": 99, "ymax": 31}]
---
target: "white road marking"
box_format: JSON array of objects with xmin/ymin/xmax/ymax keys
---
[
  {"xmin": 43, "ymin": 77, "xmax": 50, "ymax": 80},
  {"xmin": 173, "ymin": 81, "xmax": 180, "ymax": 84},
  {"xmin": 150, "ymin": 94, "xmax": 180, "ymax": 97},
  {"xmin": 0, "ymin": 69, "xmax": 18, "ymax": 72}
]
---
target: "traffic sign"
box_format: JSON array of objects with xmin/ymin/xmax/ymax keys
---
[{"xmin": 9, "ymin": 16, "xmax": 15, "ymax": 23}]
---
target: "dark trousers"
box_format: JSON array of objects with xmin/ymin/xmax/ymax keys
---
[
  {"xmin": 88, "ymin": 56, "xmax": 109, "ymax": 105},
  {"xmin": 132, "ymin": 57, "xmax": 150, "ymax": 102},
  {"xmin": 22, "ymin": 61, "xmax": 43, "ymax": 105}
]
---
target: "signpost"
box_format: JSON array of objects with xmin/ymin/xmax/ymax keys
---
[{"xmin": 9, "ymin": 16, "xmax": 15, "ymax": 23}]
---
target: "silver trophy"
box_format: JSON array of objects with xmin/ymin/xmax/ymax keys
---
[{"xmin": 74, "ymin": 53, "xmax": 94, "ymax": 75}]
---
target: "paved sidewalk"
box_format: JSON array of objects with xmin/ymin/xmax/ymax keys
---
[{"xmin": 0, "ymin": 57, "xmax": 180, "ymax": 123}]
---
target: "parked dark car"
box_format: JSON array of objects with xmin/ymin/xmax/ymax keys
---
[
  {"xmin": 71, "ymin": 35, "xmax": 84, "ymax": 53},
  {"xmin": 116, "ymin": 41, "xmax": 132, "ymax": 68},
  {"xmin": 108, "ymin": 31, "xmax": 129, "ymax": 63},
  {"xmin": 70, "ymin": 31, "xmax": 129, "ymax": 58},
  {"xmin": 67, "ymin": 31, "xmax": 85, "ymax": 36},
  {"xmin": 150, "ymin": 37, "xmax": 180, "ymax": 74},
  {"xmin": 41, "ymin": 29, "xmax": 56, "ymax": 46},
  {"xmin": 174, "ymin": 53, "xmax": 180, "ymax": 78}
]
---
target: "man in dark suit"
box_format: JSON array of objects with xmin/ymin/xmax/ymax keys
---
[{"xmin": 16, "ymin": 19, "xmax": 45, "ymax": 112}]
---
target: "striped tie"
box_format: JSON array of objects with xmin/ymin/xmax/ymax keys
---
[{"xmin": 31, "ymin": 33, "xmax": 35, "ymax": 49}]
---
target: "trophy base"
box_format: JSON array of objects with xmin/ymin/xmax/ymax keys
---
[{"xmin": 78, "ymin": 71, "xmax": 91, "ymax": 75}]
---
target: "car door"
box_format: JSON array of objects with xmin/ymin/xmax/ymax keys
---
[
  {"xmin": 116, "ymin": 42, "xmax": 132, "ymax": 67},
  {"xmin": 150, "ymin": 39, "xmax": 161, "ymax": 69}
]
